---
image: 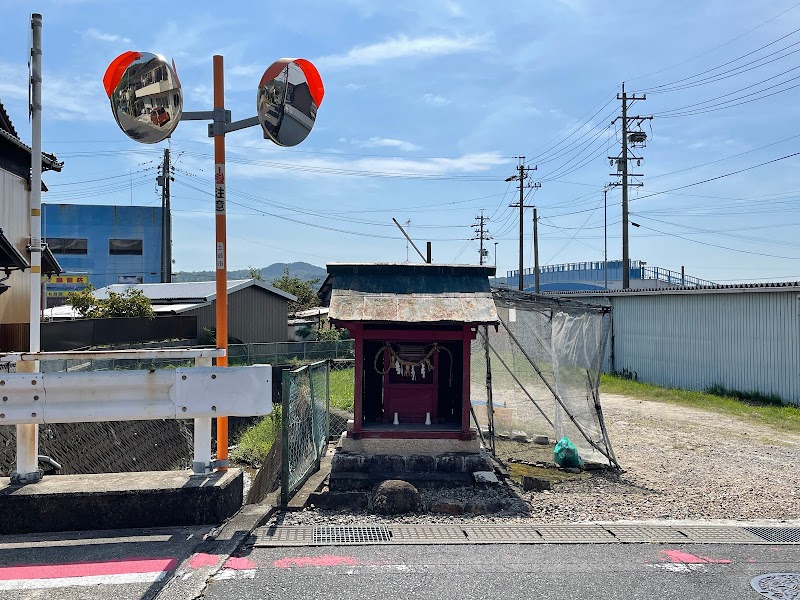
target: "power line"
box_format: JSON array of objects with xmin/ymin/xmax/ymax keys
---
[
  {"xmin": 628, "ymin": 2, "xmax": 800, "ymax": 84},
  {"xmin": 628, "ymin": 220, "xmax": 800, "ymax": 260}
]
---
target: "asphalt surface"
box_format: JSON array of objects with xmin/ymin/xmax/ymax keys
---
[
  {"xmin": 0, "ymin": 526, "xmax": 797, "ymax": 599},
  {"xmin": 203, "ymin": 543, "xmax": 800, "ymax": 600},
  {"xmin": 0, "ymin": 526, "xmax": 214, "ymax": 600}
]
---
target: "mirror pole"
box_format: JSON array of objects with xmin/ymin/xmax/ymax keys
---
[{"xmin": 213, "ymin": 54, "xmax": 229, "ymax": 470}]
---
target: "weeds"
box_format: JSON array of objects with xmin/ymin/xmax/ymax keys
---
[
  {"xmin": 601, "ymin": 374, "xmax": 800, "ymax": 434},
  {"xmin": 231, "ymin": 405, "xmax": 281, "ymax": 467}
]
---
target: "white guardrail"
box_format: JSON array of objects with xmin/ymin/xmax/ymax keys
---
[{"xmin": 0, "ymin": 349, "xmax": 272, "ymax": 482}]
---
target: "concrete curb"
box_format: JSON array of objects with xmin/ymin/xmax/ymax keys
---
[{"xmin": 155, "ymin": 491, "xmax": 280, "ymax": 600}]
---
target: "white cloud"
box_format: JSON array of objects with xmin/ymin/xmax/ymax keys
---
[
  {"xmin": 224, "ymin": 151, "xmax": 509, "ymax": 181},
  {"xmin": 344, "ymin": 83, "xmax": 363, "ymax": 91},
  {"xmin": 314, "ymin": 34, "xmax": 489, "ymax": 69},
  {"xmin": 82, "ymin": 28, "xmax": 132, "ymax": 44},
  {"xmin": 423, "ymin": 93, "xmax": 450, "ymax": 106},
  {"xmin": 361, "ymin": 137, "xmax": 421, "ymax": 152},
  {"xmin": 0, "ymin": 63, "xmax": 27, "ymax": 100}
]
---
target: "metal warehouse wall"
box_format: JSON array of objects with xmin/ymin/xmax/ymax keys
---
[
  {"xmin": 572, "ymin": 290, "xmax": 799, "ymax": 406},
  {"xmin": 42, "ymin": 204, "xmax": 163, "ymax": 290},
  {"xmin": 188, "ymin": 286, "xmax": 289, "ymax": 344}
]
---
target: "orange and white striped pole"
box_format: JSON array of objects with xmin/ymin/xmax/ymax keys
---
[{"xmin": 212, "ymin": 55, "xmax": 228, "ymax": 469}]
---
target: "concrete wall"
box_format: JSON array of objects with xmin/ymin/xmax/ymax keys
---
[
  {"xmin": 43, "ymin": 204, "xmax": 163, "ymax": 291},
  {"xmin": 569, "ymin": 288, "xmax": 800, "ymax": 405},
  {"xmin": 0, "ymin": 168, "xmax": 31, "ymax": 324},
  {"xmin": 188, "ymin": 285, "xmax": 290, "ymax": 344}
]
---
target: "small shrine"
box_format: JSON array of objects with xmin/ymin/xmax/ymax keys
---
[{"xmin": 321, "ymin": 263, "xmax": 498, "ymax": 441}]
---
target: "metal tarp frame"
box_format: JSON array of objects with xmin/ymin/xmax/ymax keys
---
[{"xmin": 483, "ymin": 288, "xmax": 620, "ymax": 470}]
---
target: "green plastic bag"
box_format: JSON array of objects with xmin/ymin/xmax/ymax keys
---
[{"xmin": 553, "ymin": 437, "xmax": 583, "ymax": 468}]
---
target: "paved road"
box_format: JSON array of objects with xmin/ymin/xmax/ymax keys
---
[
  {"xmin": 203, "ymin": 543, "xmax": 800, "ymax": 600},
  {"xmin": 0, "ymin": 526, "xmax": 213, "ymax": 600},
  {"xmin": 0, "ymin": 527, "xmax": 797, "ymax": 599}
]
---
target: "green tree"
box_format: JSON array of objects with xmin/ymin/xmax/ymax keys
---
[
  {"xmin": 315, "ymin": 324, "xmax": 349, "ymax": 341},
  {"xmin": 270, "ymin": 267, "xmax": 320, "ymax": 314},
  {"xmin": 248, "ymin": 266, "xmax": 264, "ymax": 281},
  {"xmin": 67, "ymin": 285, "xmax": 155, "ymax": 319}
]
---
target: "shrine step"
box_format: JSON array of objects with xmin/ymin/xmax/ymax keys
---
[
  {"xmin": 329, "ymin": 471, "xmax": 473, "ymax": 491},
  {"xmin": 331, "ymin": 451, "xmax": 493, "ymax": 477}
]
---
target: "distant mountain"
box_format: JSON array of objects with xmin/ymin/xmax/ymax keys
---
[{"xmin": 173, "ymin": 262, "xmax": 327, "ymax": 285}]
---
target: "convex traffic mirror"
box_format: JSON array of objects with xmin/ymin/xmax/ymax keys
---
[
  {"xmin": 257, "ymin": 58, "xmax": 324, "ymax": 147},
  {"xmin": 103, "ymin": 51, "xmax": 183, "ymax": 144}
]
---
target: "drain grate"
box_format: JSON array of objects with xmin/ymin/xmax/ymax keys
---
[
  {"xmin": 390, "ymin": 525, "xmax": 468, "ymax": 544},
  {"xmin": 678, "ymin": 526, "xmax": 765, "ymax": 544},
  {"xmin": 605, "ymin": 525, "xmax": 690, "ymax": 543},
  {"xmin": 536, "ymin": 525, "xmax": 617, "ymax": 543},
  {"xmin": 750, "ymin": 573, "xmax": 800, "ymax": 599},
  {"xmin": 312, "ymin": 525, "xmax": 392, "ymax": 545},
  {"xmin": 462, "ymin": 525, "xmax": 543, "ymax": 543},
  {"xmin": 254, "ymin": 526, "xmax": 315, "ymax": 546},
  {"xmin": 745, "ymin": 528, "xmax": 800, "ymax": 544}
]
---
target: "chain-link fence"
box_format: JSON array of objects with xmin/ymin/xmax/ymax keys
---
[
  {"xmin": 329, "ymin": 359, "xmax": 354, "ymax": 439},
  {"xmin": 229, "ymin": 340, "xmax": 354, "ymax": 366},
  {"xmin": 281, "ymin": 360, "xmax": 330, "ymax": 504}
]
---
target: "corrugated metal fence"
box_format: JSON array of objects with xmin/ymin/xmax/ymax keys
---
[{"xmin": 572, "ymin": 288, "xmax": 799, "ymax": 406}]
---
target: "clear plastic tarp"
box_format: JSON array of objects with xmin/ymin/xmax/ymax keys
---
[{"xmin": 471, "ymin": 288, "xmax": 619, "ymax": 468}]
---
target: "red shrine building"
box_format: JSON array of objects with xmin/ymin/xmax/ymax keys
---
[{"xmin": 321, "ymin": 263, "xmax": 498, "ymax": 441}]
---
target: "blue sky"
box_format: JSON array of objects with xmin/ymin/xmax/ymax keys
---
[{"xmin": 2, "ymin": 0, "xmax": 800, "ymax": 283}]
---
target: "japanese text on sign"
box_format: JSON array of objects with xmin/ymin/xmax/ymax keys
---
[{"xmin": 215, "ymin": 164, "xmax": 225, "ymax": 213}]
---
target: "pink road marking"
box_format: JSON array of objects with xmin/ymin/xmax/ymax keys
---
[
  {"xmin": 189, "ymin": 553, "xmax": 220, "ymax": 569},
  {"xmin": 274, "ymin": 555, "xmax": 358, "ymax": 569},
  {"xmin": 699, "ymin": 556, "xmax": 732, "ymax": 564},
  {"xmin": 660, "ymin": 550, "xmax": 731, "ymax": 564},
  {"xmin": 0, "ymin": 557, "xmax": 177, "ymax": 580},
  {"xmin": 224, "ymin": 557, "xmax": 257, "ymax": 570}
]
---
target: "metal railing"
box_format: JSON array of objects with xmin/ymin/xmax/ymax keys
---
[
  {"xmin": 508, "ymin": 261, "xmax": 716, "ymax": 288},
  {"xmin": 0, "ymin": 348, "xmax": 272, "ymax": 483}
]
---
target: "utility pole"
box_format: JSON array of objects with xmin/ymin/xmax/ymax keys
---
[
  {"xmin": 603, "ymin": 185, "xmax": 609, "ymax": 290},
  {"xmin": 532, "ymin": 207, "xmax": 540, "ymax": 293},
  {"xmin": 506, "ymin": 157, "xmax": 540, "ymax": 291},
  {"xmin": 158, "ymin": 148, "xmax": 172, "ymax": 282},
  {"xmin": 610, "ymin": 83, "xmax": 651, "ymax": 289},
  {"xmin": 471, "ymin": 210, "xmax": 492, "ymax": 265}
]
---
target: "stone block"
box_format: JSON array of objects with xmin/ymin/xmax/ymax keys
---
[
  {"xmin": 472, "ymin": 471, "xmax": 499, "ymax": 485},
  {"xmin": 511, "ymin": 430, "xmax": 529, "ymax": 442},
  {"xmin": 522, "ymin": 476, "xmax": 552, "ymax": 492},
  {"xmin": 464, "ymin": 500, "xmax": 506, "ymax": 515},
  {"xmin": 464, "ymin": 452, "xmax": 493, "ymax": 472},
  {"xmin": 330, "ymin": 453, "xmax": 364, "ymax": 473},
  {"xmin": 435, "ymin": 454, "xmax": 464, "ymax": 473},
  {"xmin": 309, "ymin": 491, "xmax": 369, "ymax": 510},
  {"xmin": 365, "ymin": 454, "xmax": 406, "ymax": 475},
  {"xmin": 429, "ymin": 501, "xmax": 465, "ymax": 515},
  {"xmin": 532, "ymin": 435, "xmax": 550, "ymax": 445},
  {"xmin": 405, "ymin": 455, "xmax": 436, "ymax": 472},
  {"xmin": 372, "ymin": 480, "xmax": 421, "ymax": 515},
  {"xmin": 328, "ymin": 472, "xmax": 372, "ymax": 491}
]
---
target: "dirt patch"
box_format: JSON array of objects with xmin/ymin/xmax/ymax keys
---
[{"xmin": 502, "ymin": 393, "xmax": 800, "ymax": 522}]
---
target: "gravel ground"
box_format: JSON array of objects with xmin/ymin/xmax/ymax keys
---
[{"xmin": 268, "ymin": 392, "xmax": 800, "ymax": 525}]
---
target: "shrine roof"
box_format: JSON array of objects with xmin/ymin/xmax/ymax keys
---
[{"xmin": 323, "ymin": 263, "xmax": 499, "ymax": 324}]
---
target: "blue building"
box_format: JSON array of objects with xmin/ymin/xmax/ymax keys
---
[
  {"xmin": 506, "ymin": 260, "xmax": 716, "ymax": 292},
  {"xmin": 42, "ymin": 204, "xmax": 163, "ymax": 304}
]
